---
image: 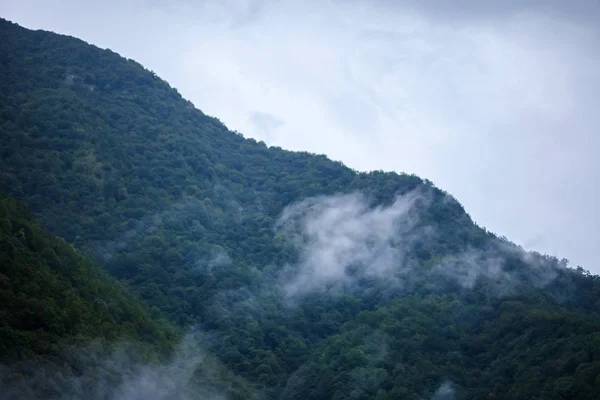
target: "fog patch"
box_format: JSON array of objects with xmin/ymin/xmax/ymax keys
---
[
  {"xmin": 275, "ymin": 191, "xmax": 426, "ymax": 297},
  {"xmin": 196, "ymin": 246, "xmax": 233, "ymax": 274},
  {"xmin": 275, "ymin": 190, "xmax": 567, "ymax": 299},
  {"xmin": 433, "ymin": 239, "xmax": 563, "ymax": 294},
  {"xmin": 0, "ymin": 332, "xmax": 236, "ymax": 400},
  {"xmin": 432, "ymin": 380, "xmax": 455, "ymax": 399}
]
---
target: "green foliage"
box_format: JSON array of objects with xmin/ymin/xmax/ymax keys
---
[
  {"xmin": 281, "ymin": 293, "xmax": 600, "ymax": 400},
  {"xmin": 1, "ymin": 18, "xmax": 600, "ymax": 399},
  {"xmin": 0, "ymin": 192, "xmax": 178, "ymax": 360}
]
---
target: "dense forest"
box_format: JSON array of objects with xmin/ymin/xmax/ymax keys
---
[{"xmin": 1, "ymin": 18, "xmax": 600, "ymax": 399}]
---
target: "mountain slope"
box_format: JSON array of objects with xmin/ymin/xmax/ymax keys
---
[
  {"xmin": 2, "ymin": 18, "xmax": 600, "ymax": 399},
  {"xmin": 0, "ymin": 191, "xmax": 181, "ymax": 397},
  {"xmin": 0, "ymin": 192, "xmax": 177, "ymax": 358},
  {"xmin": 0, "ymin": 194, "xmax": 262, "ymax": 400}
]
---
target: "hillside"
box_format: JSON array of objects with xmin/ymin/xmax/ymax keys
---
[
  {"xmin": 0, "ymin": 192, "xmax": 178, "ymax": 397},
  {"xmin": 1, "ymin": 18, "xmax": 600, "ymax": 399},
  {"xmin": 0, "ymin": 193, "xmax": 260, "ymax": 399}
]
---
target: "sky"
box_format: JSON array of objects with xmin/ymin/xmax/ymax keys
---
[{"xmin": 3, "ymin": 0, "xmax": 600, "ymax": 272}]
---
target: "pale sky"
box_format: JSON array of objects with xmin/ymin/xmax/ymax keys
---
[{"xmin": 3, "ymin": 0, "xmax": 599, "ymax": 272}]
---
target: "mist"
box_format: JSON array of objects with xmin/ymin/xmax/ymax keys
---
[
  {"xmin": 431, "ymin": 381, "xmax": 456, "ymax": 400},
  {"xmin": 275, "ymin": 191, "xmax": 426, "ymax": 297},
  {"xmin": 275, "ymin": 190, "xmax": 568, "ymax": 298},
  {"xmin": 0, "ymin": 332, "xmax": 242, "ymax": 400}
]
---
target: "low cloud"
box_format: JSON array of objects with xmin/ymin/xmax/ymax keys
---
[
  {"xmin": 275, "ymin": 191, "xmax": 426, "ymax": 297},
  {"xmin": 433, "ymin": 241, "xmax": 562, "ymax": 293},
  {"xmin": 195, "ymin": 246, "xmax": 233, "ymax": 274},
  {"xmin": 275, "ymin": 191, "xmax": 567, "ymax": 298},
  {"xmin": 431, "ymin": 380, "xmax": 455, "ymax": 400}
]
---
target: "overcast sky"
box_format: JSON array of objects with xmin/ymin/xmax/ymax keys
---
[{"xmin": 3, "ymin": 0, "xmax": 600, "ymax": 272}]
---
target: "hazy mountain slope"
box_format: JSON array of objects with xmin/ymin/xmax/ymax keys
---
[
  {"xmin": 0, "ymin": 194, "xmax": 261, "ymax": 400},
  {"xmin": 2, "ymin": 18, "xmax": 600, "ymax": 399},
  {"xmin": 0, "ymin": 192, "xmax": 178, "ymax": 397}
]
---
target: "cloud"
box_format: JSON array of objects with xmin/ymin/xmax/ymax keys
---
[
  {"xmin": 207, "ymin": 248, "xmax": 233, "ymax": 270},
  {"xmin": 432, "ymin": 240, "xmax": 563, "ymax": 294},
  {"xmin": 105, "ymin": 335, "xmax": 209, "ymax": 400},
  {"xmin": 275, "ymin": 190, "xmax": 568, "ymax": 298},
  {"xmin": 431, "ymin": 380, "xmax": 455, "ymax": 400},
  {"xmin": 275, "ymin": 191, "xmax": 426, "ymax": 296},
  {"xmin": 384, "ymin": 0, "xmax": 600, "ymax": 25}
]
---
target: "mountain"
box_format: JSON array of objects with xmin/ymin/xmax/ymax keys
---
[{"xmin": 1, "ymin": 18, "xmax": 600, "ymax": 399}]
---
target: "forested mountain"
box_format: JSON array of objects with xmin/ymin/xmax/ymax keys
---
[{"xmin": 1, "ymin": 18, "xmax": 600, "ymax": 399}]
